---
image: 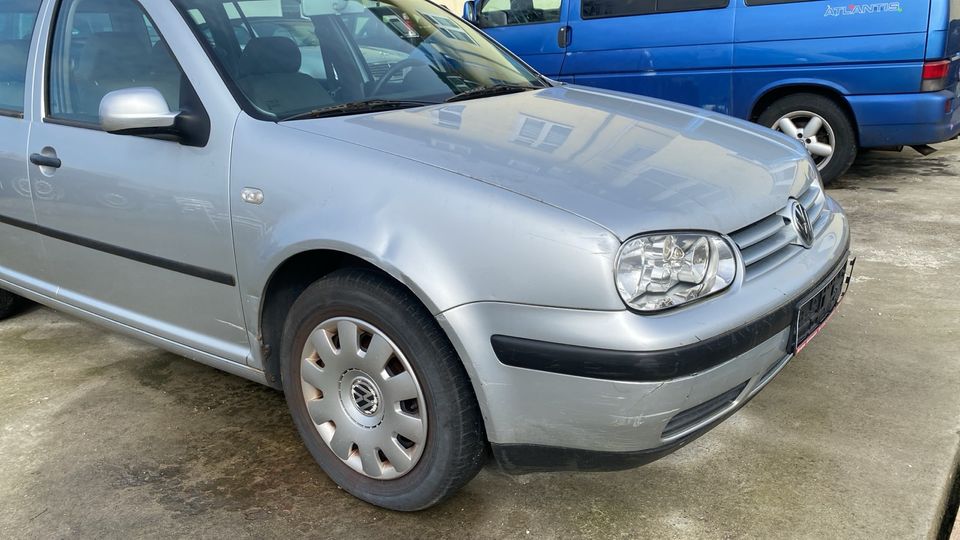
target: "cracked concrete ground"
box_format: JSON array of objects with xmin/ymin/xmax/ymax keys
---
[{"xmin": 1, "ymin": 142, "xmax": 959, "ymax": 539}]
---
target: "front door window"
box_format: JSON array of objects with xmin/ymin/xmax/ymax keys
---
[{"xmin": 48, "ymin": 0, "xmax": 186, "ymax": 125}]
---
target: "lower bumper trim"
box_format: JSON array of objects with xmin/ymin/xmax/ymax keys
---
[
  {"xmin": 662, "ymin": 380, "xmax": 748, "ymax": 439},
  {"xmin": 491, "ymin": 440, "xmax": 687, "ymax": 475},
  {"xmin": 491, "ymin": 380, "xmax": 764, "ymax": 474}
]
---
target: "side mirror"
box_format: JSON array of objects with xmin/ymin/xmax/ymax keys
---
[
  {"xmin": 99, "ymin": 87, "xmax": 178, "ymax": 134},
  {"xmin": 463, "ymin": 0, "xmax": 477, "ymax": 22}
]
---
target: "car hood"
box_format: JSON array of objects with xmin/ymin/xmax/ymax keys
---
[{"xmin": 283, "ymin": 85, "xmax": 814, "ymax": 239}]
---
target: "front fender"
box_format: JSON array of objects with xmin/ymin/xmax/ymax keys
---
[{"xmin": 229, "ymin": 114, "xmax": 624, "ymax": 340}]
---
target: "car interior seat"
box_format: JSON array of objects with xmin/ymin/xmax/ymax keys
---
[
  {"xmin": 479, "ymin": 10, "xmax": 508, "ymax": 27},
  {"xmin": 510, "ymin": 0, "xmax": 539, "ymax": 24},
  {"xmin": 236, "ymin": 36, "xmax": 334, "ymax": 116},
  {"xmin": 74, "ymin": 32, "xmax": 152, "ymax": 118}
]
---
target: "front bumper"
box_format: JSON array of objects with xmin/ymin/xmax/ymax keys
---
[{"xmin": 437, "ymin": 199, "xmax": 850, "ymax": 473}]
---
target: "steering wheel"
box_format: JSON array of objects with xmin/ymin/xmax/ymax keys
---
[{"xmin": 370, "ymin": 57, "xmax": 429, "ymax": 97}]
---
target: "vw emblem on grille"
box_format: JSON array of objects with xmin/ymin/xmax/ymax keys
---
[
  {"xmin": 350, "ymin": 377, "xmax": 380, "ymax": 416},
  {"xmin": 790, "ymin": 199, "xmax": 814, "ymax": 248}
]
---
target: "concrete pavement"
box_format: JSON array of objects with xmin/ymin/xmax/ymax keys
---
[{"xmin": 1, "ymin": 142, "xmax": 959, "ymax": 539}]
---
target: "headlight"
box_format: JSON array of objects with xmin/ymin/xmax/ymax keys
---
[{"xmin": 615, "ymin": 233, "xmax": 736, "ymax": 312}]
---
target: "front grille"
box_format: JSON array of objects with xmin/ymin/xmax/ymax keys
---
[
  {"xmin": 662, "ymin": 381, "xmax": 749, "ymax": 439},
  {"xmin": 730, "ymin": 182, "xmax": 830, "ymax": 280}
]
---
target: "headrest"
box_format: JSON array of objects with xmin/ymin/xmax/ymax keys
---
[
  {"xmin": 0, "ymin": 40, "xmax": 30, "ymax": 80},
  {"xmin": 240, "ymin": 37, "xmax": 301, "ymax": 76},
  {"xmin": 481, "ymin": 11, "xmax": 508, "ymax": 27},
  {"xmin": 513, "ymin": 0, "xmax": 535, "ymax": 11},
  {"xmin": 76, "ymin": 32, "xmax": 150, "ymax": 81}
]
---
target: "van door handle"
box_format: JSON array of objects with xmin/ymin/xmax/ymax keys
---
[
  {"xmin": 558, "ymin": 25, "xmax": 572, "ymax": 48},
  {"xmin": 30, "ymin": 153, "xmax": 61, "ymax": 169}
]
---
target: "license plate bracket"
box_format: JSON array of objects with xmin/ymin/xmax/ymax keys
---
[{"xmin": 793, "ymin": 258, "xmax": 856, "ymax": 353}]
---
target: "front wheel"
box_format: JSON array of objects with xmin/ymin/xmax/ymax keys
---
[
  {"xmin": 280, "ymin": 269, "xmax": 486, "ymax": 511},
  {"xmin": 757, "ymin": 93, "xmax": 857, "ymax": 185}
]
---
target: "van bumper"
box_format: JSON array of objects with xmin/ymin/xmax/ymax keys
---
[{"xmin": 850, "ymin": 89, "xmax": 960, "ymax": 147}]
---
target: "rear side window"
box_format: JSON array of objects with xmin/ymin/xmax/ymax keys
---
[
  {"xmin": 582, "ymin": 0, "xmax": 727, "ymax": 19},
  {"xmin": 48, "ymin": 0, "xmax": 187, "ymax": 125},
  {"xmin": 479, "ymin": 0, "xmax": 562, "ymax": 28},
  {"xmin": 0, "ymin": 0, "xmax": 42, "ymax": 114}
]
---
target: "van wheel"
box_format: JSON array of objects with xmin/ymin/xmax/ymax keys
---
[
  {"xmin": 757, "ymin": 93, "xmax": 857, "ymax": 184},
  {"xmin": 279, "ymin": 268, "xmax": 486, "ymax": 511},
  {"xmin": 0, "ymin": 290, "xmax": 24, "ymax": 320}
]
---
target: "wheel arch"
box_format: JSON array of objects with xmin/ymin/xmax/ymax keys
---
[
  {"xmin": 748, "ymin": 83, "xmax": 860, "ymax": 145},
  {"xmin": 256, "ymin": 248, "xmax": 442, "ymax": 390}
]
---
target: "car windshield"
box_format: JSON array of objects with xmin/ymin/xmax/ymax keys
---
[{"xmin": 174, "ymin": 0, "xmax": 547, "ymax": 120}]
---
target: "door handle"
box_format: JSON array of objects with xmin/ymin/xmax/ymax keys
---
[
  {"xmin": 30, "ymin": 153, "xmax": 61, "ymax": 169},
  {"xmin": 558, "ymin": 25, "xmax": 572, "ymax": 48}
]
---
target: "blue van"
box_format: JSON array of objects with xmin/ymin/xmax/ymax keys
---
[{"xmin": 462, "ymin": 0, "xmax": 960, "ymax": 182}]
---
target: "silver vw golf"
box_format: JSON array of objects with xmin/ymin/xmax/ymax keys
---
[{"xmin": 0, "ymin": 0, "xmax": 851, "ymax": 511}]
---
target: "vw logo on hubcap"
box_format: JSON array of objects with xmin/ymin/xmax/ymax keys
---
[
  {"xmin": 350, "ymin": 377, "xmax": 380, "ymax": 416},
  {"xmin": 790, "ymin": 199, "xmax": 814, "ymax": 248}
]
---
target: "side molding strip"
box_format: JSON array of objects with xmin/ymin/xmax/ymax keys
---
[{"xmin": 0, "ymin": 213, "xmax": 236, "ymax": 286}]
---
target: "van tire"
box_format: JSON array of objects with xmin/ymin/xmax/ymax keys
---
[
  {"xmin": 0, "ymin": 290, "xmax": 24, "ymax": 320},
  {"xmin": 279, "ymin": 268, "xmax": 486, "ymax": 511},
  {"xmin": 757, "ymin": 93, "xmax": 857, "ymax": 185}
]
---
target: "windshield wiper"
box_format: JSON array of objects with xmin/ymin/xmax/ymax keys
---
[
  {"xmin": 280, "ymin": 99, "xmax": 438, "ymax": 122},
  {"xmin": 445, "ymin": 84, "xmax": 542, "ymax": 103}
]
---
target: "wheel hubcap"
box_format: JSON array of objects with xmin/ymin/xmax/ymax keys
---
[
  {"xmin": 771, "ymin": 111, "xmax": 835, "ymax": 171},
  {"xmin": 299, "ymin": 317, "xmax": 427, "ymax": 480}
]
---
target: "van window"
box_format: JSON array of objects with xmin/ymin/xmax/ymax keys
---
[
  {"xmin": 479, "ymin": 0, "xmax": 562, "ymax": 28},
  {"xmin": 0, "ymin": 0, "xmax": 41, "ymax": 114},
  {"xmin": 582, "ymin": 0, "xmax": 727, "ymax": 19},
  {"xmin": 48, "ymin": 0, "xmax": 188, "ymax": 125}
]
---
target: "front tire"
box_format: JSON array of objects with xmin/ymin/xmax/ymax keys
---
[
  {"xmin": 280, "ymin": 269, "xmax": 486, "ymax": 511},
  {"xmin": 0, "ymin": 290, "xmax": 24, "ymax": 320},
  {"xmin": 757, "ymin": 93, "xmax": 857, "ymax": 185}
]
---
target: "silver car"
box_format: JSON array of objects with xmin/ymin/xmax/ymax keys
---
[{"xmin": 0, "ymin": 0, "xmax": 851, "ymax": 511}]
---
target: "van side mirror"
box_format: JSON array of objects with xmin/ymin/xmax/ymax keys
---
[
  {"xmin": 100, "ymin": 87, "xmax": 178, "ymax": 133},
  {"xmin": 463, "ymin": 0, "xmax": 477, "ymax": 22}
]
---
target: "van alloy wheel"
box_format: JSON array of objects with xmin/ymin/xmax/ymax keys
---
[
  {"xmin": 771, "ymin": 111, "xmax": 836, "ymax": 171},
  {"xmin": 757, "ymin": 93, "xmax": 857, "ymax": 184},
  {"xmin": 299, "ymin": 317, "xmax": 428, "ymax": 480}
]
